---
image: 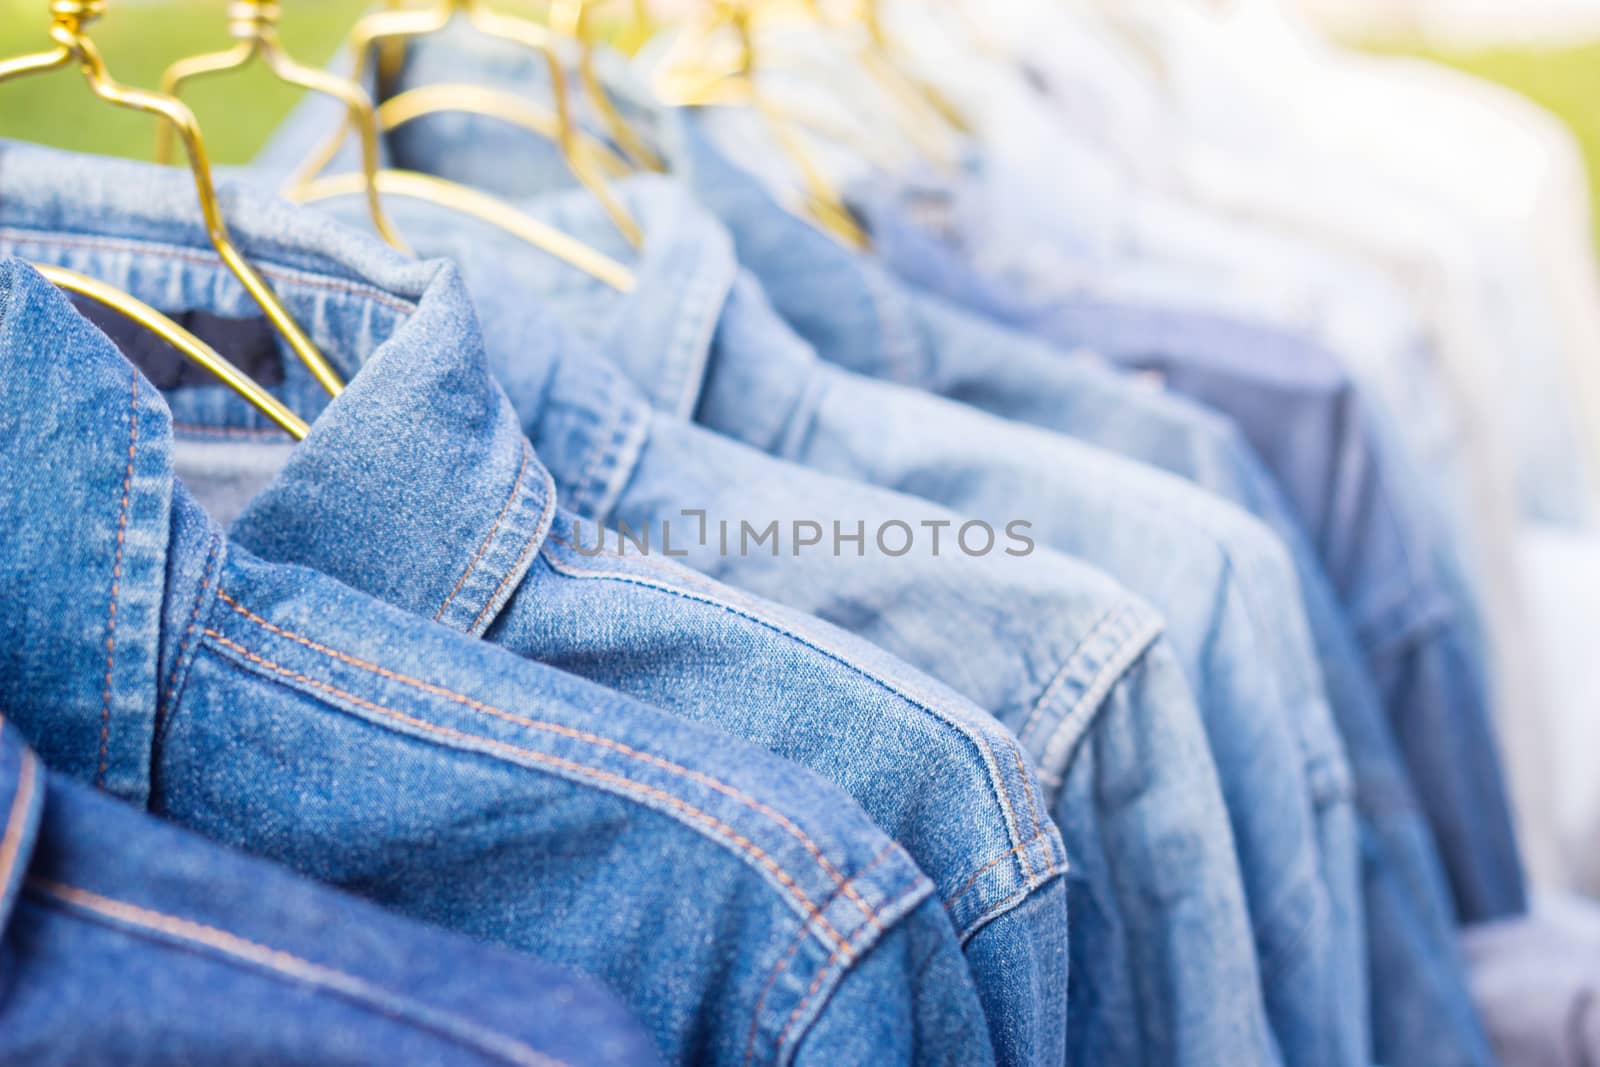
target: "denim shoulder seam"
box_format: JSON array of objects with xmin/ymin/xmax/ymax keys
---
[
  {"xmin": 564, "ymin": 397, "xmax": 651, "ymax": 522},
  {"xmin": 202, "ymin": 590, "xmax": 916, "ymax": 960},
  {"xmin": 23, "ymin": 878, "xmax": 574, "ymax": 1067},
  {"xmin": 1026, "ymin": 602, "xmax": 1167, "ymax": 789},
  {"xmin": 771, "ymin": 876, "xmax": 934, "ymax": 1067},
  {"xmin": 540, "ymin": 546, "xmax": 1062, "ymax": 923}
]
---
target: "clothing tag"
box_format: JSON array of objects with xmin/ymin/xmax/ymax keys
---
[{"xmin": 73, "ymin": 298, "xmax": 286, "ymax": 390}]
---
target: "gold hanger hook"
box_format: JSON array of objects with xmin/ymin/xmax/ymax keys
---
[
  {"xmin": 154, "ymin": 0, "xmax": 411, "ymax": 255},
  {"xmin": 545, "ymin": 0, "xmax": 665, "ymax": 173},
  {"xmin": 302, "ymin": 0, "xmax": 642, "ymax": 248},
  {"xmin": 1, "ymin": 0, "xmax": 345, "ymax": 396}
]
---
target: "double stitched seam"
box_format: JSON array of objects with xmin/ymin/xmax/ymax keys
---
[
  {"xmin": 96, "ymin": 374, "xmax": 140, "ymax": 789},
  {"xmin": 1040, "ymin": 612, "xmax": 1166, "ymax": 779},
  {"xmin": 23, "ymin": 879, "xmax": 570, "ymax": 1067},
  {"xmin": 467, "ymin": 466, "xmax": 559, "ymax": 634},
  {"xmin": 772, "ymin": 877, "xmax": 931, "ymax": 1062},
  {"xmin": 0, "ymin": 229, "xmax": 420, "ymax": 315},
  {"xmin": 0, "ymin": 738, "xmax": 37, "ymax": 893},
  {"xmin": 1012, "ymin": 746, "xmax": 1046, "ymax": 886},
  {"xmin": 158, "ymin": 533, "xmax": 222, "ymax": 722},
  {"xmin": 740, "ymin": 842, "xmax": 901, "ymax": 1067},
  {"xmin": 201, "ymin": 629, "xmax": 854, "ymax": 956},
  {"xmin": 208, "ymin": 593, "xmax": 876, "ymax": 942},
  {"xmin": 943, "ymin": 830, "xmax": 1053, "ymax": 912},
  {"xmin": 569, "ymin": 397, "xmax": 633, "ymax": 516},
  {"xmin": 436, "ymin": 444, "xmax": 532, "ymax": 622},
  {"xmin": 1018, "ymin": 603, "xmax": 1124, "ymax": 745},
  {"xmin": 543, "ymin": 554, "xmax": 1042, "ymax": 869}
]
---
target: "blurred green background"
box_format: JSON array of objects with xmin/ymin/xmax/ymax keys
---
[{"xmin": 0, "ymin": 1, "xmax": 1597, "ymax": 249}]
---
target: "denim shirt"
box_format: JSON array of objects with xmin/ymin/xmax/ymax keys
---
[
  {"xmin": 852, "ymin": 171, "xmax": 1527, "ymax": 921},
  {"xmin": 0, "ymin": 247, "xmax": 989, "ymax": 1067},
  {"xmin": 121, "ymin": 202, "xmax": 1073, "ymax": 1067},
  {"xmin": 249, "ymin": 185, "xmax": 1286, "ymax": 1067},
  {"xmin": 0, "ymin": 717, "xmax": 660, "ymax": 1067},
  {"xmin": 256, "ymin": 106, "xmax": 1278, "ymax": 1066}
]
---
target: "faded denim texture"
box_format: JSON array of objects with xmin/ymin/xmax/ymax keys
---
[
  {"xmin": 262, "ymin": 116, "xmax": 1286, "ymax": 1067},
  {"xmin": 111, "ymin": 176, "xmax": 1076, "ymax": 1067},
  {"xmin": 0, "ymin": 717, "xmax": 659, "ymax": 1067},
  {"xmin": 0, "ymin": 225, "xmax": 991, "ymax": 1065}
]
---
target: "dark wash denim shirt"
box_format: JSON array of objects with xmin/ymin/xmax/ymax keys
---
[
  {"xmin": 101, "ymin": 184, "xmax": 1075, "ymax": 1067},
  {"xmin": 0, "ymin": 250, "xmax": 991, "ymax": 1067},
  {"xmin": 247, "ymin": 143, "xmax": 1278, "ymax": 1067},
  {"xmin": 0, "ymin": 717, "xmax": 659, "ymax": 1067}
]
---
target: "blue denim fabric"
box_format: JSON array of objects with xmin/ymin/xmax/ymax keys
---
[
  {"xmin": 853, "ymin": 182, "xmax": 1526, "ymax": 923},
  {"xmin": 255, "ymin": 106, "xmax": 1279, "ymax": 1067},
  {"xmin": 121, "ymin": 196, "xmax": 1074, "ymax": 1067},
  {"xmin": 0, "ymin": 716, "xmax": 658, "ymax": 1067},
  {"xmin": 0, "ymin": 241, "xmax": 993, "ymax": 1067}
]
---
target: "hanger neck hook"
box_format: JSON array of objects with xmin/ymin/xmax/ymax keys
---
[{"xmin": 226, "ymin": 0, "xmax": 280, "ymax": 45}]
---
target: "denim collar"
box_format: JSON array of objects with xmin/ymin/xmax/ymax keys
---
[
  {"xmin": 0, "ymin": 257, "xmax": 190, "ymax": 807},
  {"xmin": 0, "ymin": 140, "xmax": 559, "ymax": 648}
]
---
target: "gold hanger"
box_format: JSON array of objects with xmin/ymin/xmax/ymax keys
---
[
  {"xmin": 371, "ymin": 82, "xmax": 632, "ymax": 179},
  {"xmin": 545, "ymin": 0, "xmax": 665, "ymax": 173},
  {"xmin": 299, "ymin": 0, "xmax": 642, "ymax": 248},
  {"xmin": 0, "ymin": 0, "xmax": 345, "ymax": 397},
  {"xmin": 657, "ymin": 0, "xmax": 869, "ymax": 250},
  {"xmin": 154, "ymin": 0, "xmax": 411, "ymax": 254},
  {"xmin": 37, "ymin": 263, "xmax": 311, "ymax": 440},
  {"xmin": 292, "ymin": 167, "xmax": 635, "ymax": 292}
]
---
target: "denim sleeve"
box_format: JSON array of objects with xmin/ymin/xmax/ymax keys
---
[
  {"xmin": 0, "ymin": 752, "xmax": 660, "ymax": 1066},
  {"xmin": 789, "ymin": 896, "xmax": 999, "ymax": 1067}
]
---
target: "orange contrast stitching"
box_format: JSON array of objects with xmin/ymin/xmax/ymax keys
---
[
  {"xmin": 740, "ymin": 842, "xmax": 900, "ymax": 1067},
  {"xmin": 467, "ymin": 466, "xmax": 557, "ymax": 634},
  {"xmin": 25, "ymin": 878, "xmax": 571, "ymax": 1067},
  {"xmin": 201, "ymin": 629, "xmax": 854, "ymax": 958},
  {"xmin": 943, "ymin": 831, "xmax": 1052, "ymax": 913},
  {"xmin": 97, "ymin": 374, "xmax": 140, "ymax": 789},
  {"xmin": 771, "ymin": 877, "xmax": 927, "ymax": 1059},
  {"xmin": 0, "ymin": 740, "xmax": 37, "ymax": 892},
  {"xmin": 213, "ymin": 590, "xmax": 880, "ymax": 933},
  {"xmin": 435, "ymin": 444, "xmax": 531, "ymax": 622},
  {"xmin": 544, "ymin": 550, "xmax": 1045, "ymax": 902}
]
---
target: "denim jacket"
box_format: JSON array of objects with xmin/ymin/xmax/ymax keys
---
[
  {"xmin": 0, "ymin": 242, "xmax": 990, "ymax": 1067},
  {"xmin": 0, "ymin": 715, "xmax": 659, "ymax": 1067},
  {"xmin": 96, "ymin": 179, "xmax": 1075, "ymax": 1067}
]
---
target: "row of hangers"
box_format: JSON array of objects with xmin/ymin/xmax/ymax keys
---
[{"xmin": 0, "ymin": 0, "xmax": 973, "ymax": 439}]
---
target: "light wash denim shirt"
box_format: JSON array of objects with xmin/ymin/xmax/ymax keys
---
[
  {"xmin": 0, "ymin": 716, "xmax": 659, "ymax": 1067},
  {"xmin": 259, "ymin": 55, "xmax": 1497, "ymax": 1065},
  {"xmin": 849, "ymin": 157, "xmax": 1526, "ymax": 920},
  {"xmin": 112, "ymin": 191, "xmax": 1074, "ymax": 1067},
  {"xmin": 0, "ymin": 243, "xmax": 989, "ymax": 1067},
  {"xmin": 257, "ymin": 106, "xmax": 1277, "ymax": 1067}
]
